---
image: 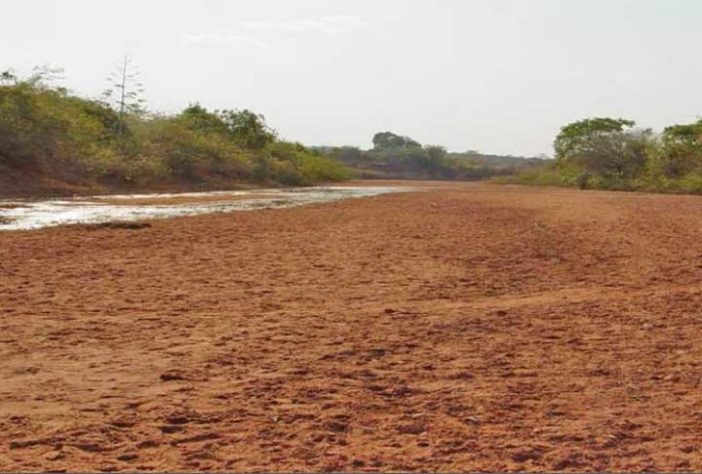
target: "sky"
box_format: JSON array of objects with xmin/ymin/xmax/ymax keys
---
[{"xmin": 3, "ymin": 0, "xmax": 701, "ymax": 156}]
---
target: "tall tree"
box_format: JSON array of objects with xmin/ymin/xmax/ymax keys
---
[
  {"xmin": 102, "ymin": 55, "xmax": 145, "ymax": 136},
  {"xmin": 372, "ymin": 131, "xmax": 421, "ymax": 150}
]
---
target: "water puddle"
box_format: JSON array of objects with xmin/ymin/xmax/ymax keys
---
[{"xmin": 0, "ymin": 186, "xmax": 411, "ymax": 231}]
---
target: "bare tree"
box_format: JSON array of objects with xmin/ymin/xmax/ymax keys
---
[
  {"xmin": 0, "ymin": 65, "xmax": 64, "ymax": 87},
  {"xmin": 102, "ymin": 55, "xmax": 145, "ymax": 136},
  {"xmin": 27, "ymin": 64, "xmax": 65, "ymax": 87}
]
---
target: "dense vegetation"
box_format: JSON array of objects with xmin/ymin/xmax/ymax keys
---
[
  {"xmin": 0, "ymin": 69, "xmax": 349, "ymax": 197},
  {"xmin": 14, "ymin": 66, "xmax": 694, "ymax": 198},
  {"xmin": 319, "ymin": 132, "xmax": 544, "ymax": 181},
  {"xmin": 504, "ymin": 117, "xmax": 702, "ymax": 193}
]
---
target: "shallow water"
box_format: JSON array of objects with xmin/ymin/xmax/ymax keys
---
[{"xmin": 0, "ymin": 186, "xmax": 411, "ymax": 231}]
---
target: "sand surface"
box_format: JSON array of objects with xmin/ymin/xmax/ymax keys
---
[{"xmin": 1, "ymin": 181, "xmax": 702, "ymax": 472}]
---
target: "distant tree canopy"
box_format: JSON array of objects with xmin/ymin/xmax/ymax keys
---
[
  {"xmin": 424, "ymin": 145, "xmax": 447, "ymax": 161},
  {"xmin": 372, "ymin": 131, "xmax": 421, "ymax": 150},
  {"xmin": 663, "ymin": 120, "xmax": 702, "ymax": 147},
  {"xmin": 554, "ymin": 117, "xmax": 636, "ymax": 160},
  {"xmin": 554, "ymin": 117, "xmax": 650, "ymax": 179},
  {"xmin": 657, "ymin": 119, "xmax": 702, "ymax": 177},
  {"xmin": 334, "ymin": 146, "xmax": 363, "ymax": 166},
  {"xmin": 512, "ymin": 115, "xmax": 702, "ymax": 193},
  {"xmin": 323, "ymin": 133, "xmax": 543, "ymax": 181}
]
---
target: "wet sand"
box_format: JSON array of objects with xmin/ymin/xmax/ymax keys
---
[
  {"xmin": 95, "ymin": 193, "xmax": 280, "ymax": 206},
  {"xmin": 0, "ymin": 185, "xmax": 408, "ymax": 231},
  {"xmin": 1, "ymin": 181, "xmax": 702, "ymax": 471}
]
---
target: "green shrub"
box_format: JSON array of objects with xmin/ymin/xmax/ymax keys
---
[
  {"xmin": 575, "ymin": 171, "xmax": 593, "ymax": 189},
  {"xmin": 268, "ymin": 141, "xmax": 351, "ymax": 185},
  {"xmin": 0, "ymin": 76, "xmax": 349, "ymax": 192},
  {"xmin": 499, "ymin": 117, "xmax": 702, "ymax": 196},
  {"xmin": 0, "ymin": 81, "xmax": 117, "ymax": 171}
]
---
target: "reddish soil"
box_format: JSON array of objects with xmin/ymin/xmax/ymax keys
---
[{"xmin": 1, "ymin": 181, "xmax": 702, "ymax": 472}]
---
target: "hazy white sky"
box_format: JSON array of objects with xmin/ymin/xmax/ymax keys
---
[{"xmin": 3, "ymin": 0, "xmax": 701, "ymax": 156}]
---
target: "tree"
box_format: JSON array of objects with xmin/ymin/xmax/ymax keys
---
[
  {"xmin": 657, "ymin": 119, "xmax": 702, "ymax": 177},
  {"xmin": 663, "ymin": 120, "xmax": 702, "ymax": 147},
  {"xmin": 424, "ymin": 145, "xmax": 447, "ymax": 161},
  {"xmin": 554, "ymin": 117, "xmax": 649, "ymax": 179},
  {"xmin": 1, "ymin": 70, "xmax": 17, "ymax": 86},
  {"xmin": 334, "ymin": 146, "xmax": 363, "ymax": 166},
  {"xmin": 25, "ymin": 65, "xmax": 65, "ymax": 88},
  {"xmin": 179, "ymin": 103, "xmax": 227, "ymax": 134},
  {"xmin": 102, "ymin": 55, "xmax": 145, "ymax": 136},
  {"xmin": 0, "ymin": 65, "xmax": 64, "ymax": 89},
  {"xmin": 554, "ymin": 117, "xmax": 635, "ymax": 160},
  {"xmin": 218, "ymin": 109, "xmax": 275, "ymax": 149},
  {"xmin": 372, "ymin": 131, "xmax": 421, "ymax": 150}
]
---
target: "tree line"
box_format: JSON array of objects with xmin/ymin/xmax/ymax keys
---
[
  {"xmin": 509, "ymin": 116, "xmax": 702, "ymax": 193},
  {"xmin": 0, "ymin": 65, "xmax": 348, "ymax": 196},
  {"xmin": 321, "ymin": 131, "xmax": 544, "ymax": 181},
  {"xmin": 9, "ymin": 63, "xmax": 692, "ymax": 196}
]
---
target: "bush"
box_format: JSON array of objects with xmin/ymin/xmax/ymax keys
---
[
  {"xmin": 0, "ymin": 76, "xmax": 349, "ymax": 193},
  {"xmin": 575, "ymin": 171, "xmax": 593, "ymax": 189},
  {"xmin": 268, "ymin": 142, "xmax": 351, "ymax": 185},
  {"xmin": 0, "ymin": 81, "xmax": 118, "ymax": 172},
  {"xmin": 500, "ymin": 117, "xmax": 702, "ymax": 195}
]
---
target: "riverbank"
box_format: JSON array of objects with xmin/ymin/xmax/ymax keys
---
[
  {"xmin": 0, "ymin": 164, "xmax": 252, "ymax": 199},
  {"xmin": 0, "ymin": 163, "xmax": 350, "ymax": 200},
  {"xmin": 0, "ymin": 79, "xmax": 350, "ymax": 200}
]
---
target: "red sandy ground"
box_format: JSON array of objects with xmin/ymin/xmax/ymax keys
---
[{"xmin": 1, "ymin": 181, "xmax": 702, "ymax": 472}]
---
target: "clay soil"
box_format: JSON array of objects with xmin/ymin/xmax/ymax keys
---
[{"xmin": 1, "ymin": 181, "xmax": 702, "ymax": 472}]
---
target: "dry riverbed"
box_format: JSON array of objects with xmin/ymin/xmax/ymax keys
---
[{"xmin": 1, "ymin": 181, "xmax": 702, "ymax": 471}]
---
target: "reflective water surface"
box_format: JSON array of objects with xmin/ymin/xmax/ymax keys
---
[{"xmin": 0, "ymin": 186, "xmax": 411, "ymax": 231}]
